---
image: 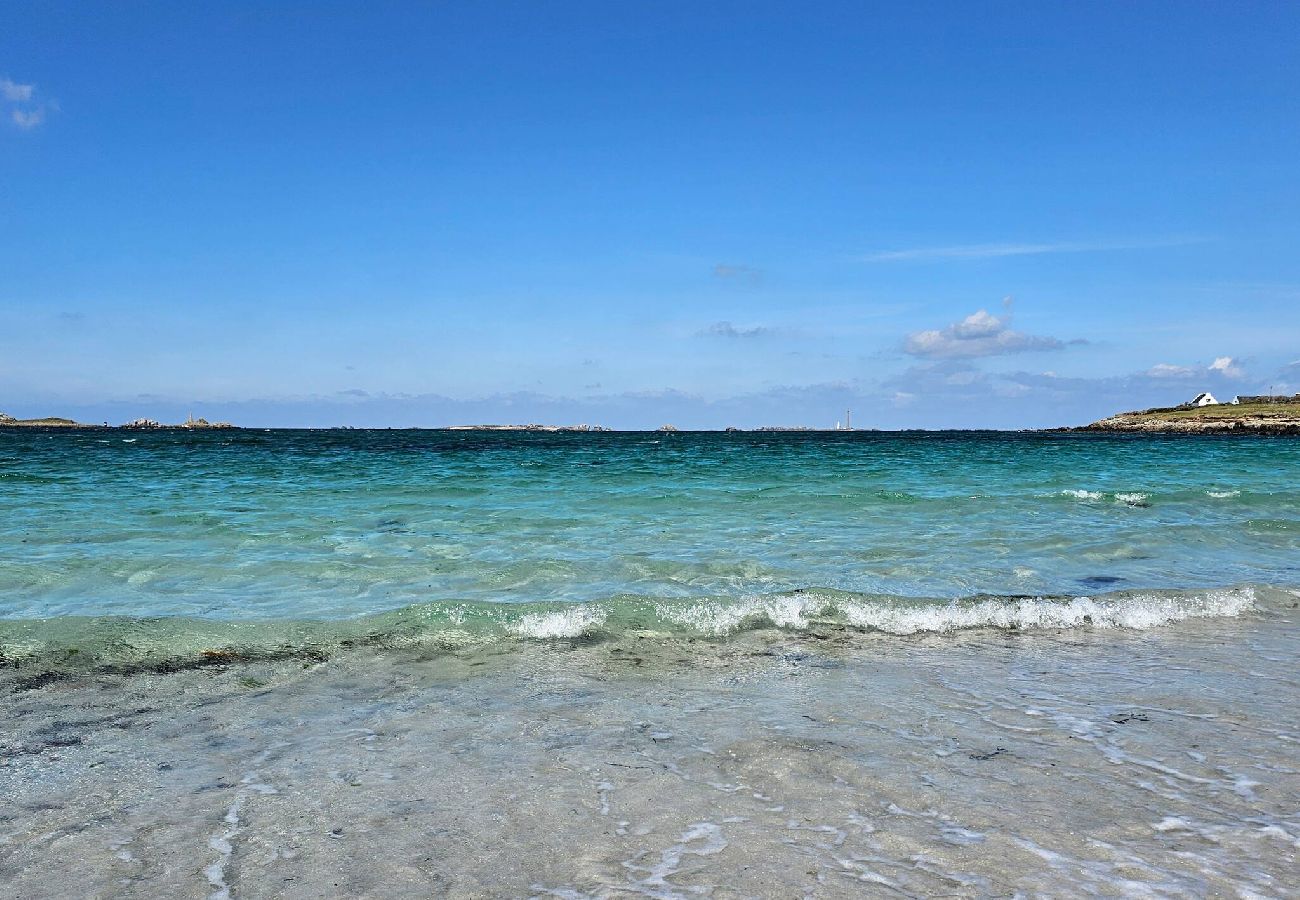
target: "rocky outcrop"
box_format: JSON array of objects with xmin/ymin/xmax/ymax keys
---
[
  {"xmin": 0, "ymin": 413, "xmax": 92, "ymax": 428},
  {"xmin": 446, "ymin": 424, "xmax": 608, "ymax": 432},
  {"xmin": 1068, "ymin": 402, "xmax": 1300, "ymax": 435},
  {"xmin": 2, "ymin": 412, "xmax": 235, "ymax": 430},
  {"xmin": 121, "ymin": 417, "xmax": 235, "ymax": 430}
]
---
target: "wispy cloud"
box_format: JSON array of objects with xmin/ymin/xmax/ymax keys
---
[
  {"xmin": 11, "ymin": 108, "xmax": 45, "ymax": 129},
  {"xmin": 1, "ymin": 78, "xmax": 33, "ymax": 102},
  {"xmin": 2, "ymin": 77, "xmax": 53, "ymax": 130},
  {"xmin": 1148, "ymin": 355, "xmax": 1247, "ymax": 381},
  {"xmin": 698, "ymin": 321, "xmax": 778, "ymax": 339},
  {"xmin": 1146, "ymin": 363, "xmax": 1197, "ymax": 379},
  {"xmin": 712, "ymin": 263, "xmax": 763, "ymax": 285},
  {"xmin": 863, "ymin": 236, "xmax": 1206, "ymax": 263},
  {"xmin": 903, "ymin": 308, "xmax": 1080, "ymax": 359}
]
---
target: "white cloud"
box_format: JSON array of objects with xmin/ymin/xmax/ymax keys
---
[
  {"xmin": 1209, "ymin": 356, "xmax": 1245, "ymax": 379},
  {"xmin": 11, "ymin": 107, "xmax": 45, "ymax": 130},
  {"xmin": 1, "ymin": 78, "xmax": 34, "ymax": 102},
  {"xmin": 1149, "ymin": 356, "xmax": 1246, "ymax": 381},
  {"xmin": 712, "ymin": 263, "xmax": 763, "ymax": 285},
  {"xmin": 1147, "ymin": 363, "xmax": 1197, "ymax": 379},
  {"xmin": 903, "ymin": 309, "xmax": 1072, "ymax": 359},
  {"xmin": 2, "ymin": 77, "xmax": 50, "ymax": 130},
  {"xmin": 863, "ymin": 237, "xmax": 1205, "ymax": 263},
  {"xmin": 698, "ymin": 321, "xmax": 777, "ymax": 339}
]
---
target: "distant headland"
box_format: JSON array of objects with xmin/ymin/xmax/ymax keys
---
[
  {"xmin": 0, "ymin": 412, "xmax": 236, "ymax": 430},
  {"xmin": 1061, "ymin": 393, "xmax": 1300, "ymax": 435}
]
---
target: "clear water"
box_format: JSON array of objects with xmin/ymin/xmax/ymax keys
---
[
  {"xmin": 2, "ymin": 429, "xmax": 1298, "ymax": 666},
  {"xmin": 4, "ymin": 429, "xmax": 1299, "ymax": 896}
]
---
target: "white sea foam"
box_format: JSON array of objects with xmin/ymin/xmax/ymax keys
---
[
  {"xmin": 623, "ymin": 821, "xmax": 728, "ymax": 896},
  {"xmin": 1207, "ymin": 490, "xmax": 1240, "ymax": 499},
  {"xmin": 510, "ymin": 606, "xmax": 607, "ymax": 639},
  {"xmin": 657, "ymin": 595, "xmax": 825, "ymax": 635},
  {"xmin": 204, "ymin": 798, "xmax": 241, "ymax": 900},
  {"xmin": 1061, "ymin": 489, "xmax": 1103, "ymax": 500},
  {"xmin": 1115, "ymin": 492, "xmax": 1150, "ymax": 506},
  {"xmin": 839, "ymin": 589, "xmax": 1253, "ymax": 634},
  {"xmin": 658, "ymin": 588, "xmax": 1255, "ymax": 637}
]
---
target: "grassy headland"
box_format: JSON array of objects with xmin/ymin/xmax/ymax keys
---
[{"xmin": 1071, "ymin": 399, "xmax": 1300, "ymax": 435}]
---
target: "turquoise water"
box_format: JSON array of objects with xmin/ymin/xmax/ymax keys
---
[
  {"xmin": 7, "ymin": 429, "xmax": 1298, "ymax": 896},
  {"xmin": 2, "ymin": 429, "xmax": 1299, "ymax": 665}
]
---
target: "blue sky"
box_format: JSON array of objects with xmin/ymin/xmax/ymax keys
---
[{"xmin": 3, "ymin": 1, "xmax": 1298, "ymax": 428}]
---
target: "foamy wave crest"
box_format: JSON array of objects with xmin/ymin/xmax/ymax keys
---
[
  {"xmin": 0, "ymin": 586, "xmax": 1272, "ymax": 676},
  {"xmin": 656, "ymin": 588, "xmax": 1257, "ymax": 637},
  {"xmin": 1207, "ymin": 490, "xmax": 1241, "ymax": 499},
  {"xmin": 836, "ymin": 588, "xmax": 1255, "ymax": 634},
  {"xmin": 1115, "ymin": 492, "xmax": 1150, "ymax": 506},
  {"xmin": 509, "ymin": 606, "xmax": 607, "ymax": 639},
  {"xmin": 656, "ymin": 595, "xmax": 822, "ymax": 635},
  {"xmin": 1059, "ymin": 489, "xmax": 1153, "ymax": 507}
]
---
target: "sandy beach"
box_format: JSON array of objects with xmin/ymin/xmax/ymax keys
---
[{"xmin": 4, "ymin": 589, "xmax": 1297, "ymax": 898}]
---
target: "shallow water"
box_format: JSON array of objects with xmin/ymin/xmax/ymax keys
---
[
  {"xmin": 2, "ymin": 429, "xmax": 1298, "ymax": 896},
  {"xmin": 2, "ymin": 429, "xmax": 1299, "ymax": 670},
  {"xmin": 2, "ymin": 608, "xmax": 1298, "ymax": 898}
]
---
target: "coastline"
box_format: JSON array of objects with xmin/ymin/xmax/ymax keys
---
[
  {"xmin": 2, "ymin": 426, "xmax": 1298, "ymax": 896},
  {"xmin": 1057, "ymin": 399, "xmax": 1300, "ymax": 436},
  {"xmin": 4, "ymin": 602, "xmax": 1297, "ymax": 897},
  {"xmin": 1057, "ymin": 424, "xmax": 1300, "ymax": 436}
]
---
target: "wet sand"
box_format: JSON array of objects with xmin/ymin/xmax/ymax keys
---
[{"xmin": 3, "ymin": 604, "xmax": 1298, "ymax": 898}]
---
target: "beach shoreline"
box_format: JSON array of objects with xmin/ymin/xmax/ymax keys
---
[
  {"xmin": 3, "ymin": 428, "xmax": 1298, "ymax": 897},
  {"xmin": 3, "ymin": 604, "xmax": 1297, "ymax": 898}
]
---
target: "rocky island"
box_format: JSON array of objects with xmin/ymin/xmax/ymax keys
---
[
  {"xmin": 1068, "ymin": 394, "xmax": 1300, "ymax": 435},
  {"xmin": 121, "ymin": 416, "xmax": 236, "ymax": 430},
  {"xmin": 0, "ymin": 412, "xmax": 236, "ymax": 430},
  {"xmin": 444, "ymin": 424, "xmax": 610, "ymax": 432},
  {"xmin": 0, "ymin": 413, "xmax": 87, "ymax": 428}
]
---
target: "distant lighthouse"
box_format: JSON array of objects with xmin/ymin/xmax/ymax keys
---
[{"xmin": 845, "ymin": 409, "xmax": 852, "ymax": 430}]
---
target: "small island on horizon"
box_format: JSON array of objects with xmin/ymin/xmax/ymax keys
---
[
  {"xmin": 5, "ymin": 393, "xmax": 1300, "ymax": 434},
  {"xmin": 0, "ymin": 412, "xmax": 236, "ymax": 430}
]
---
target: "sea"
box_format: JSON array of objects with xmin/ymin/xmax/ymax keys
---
[{"xmin": 2, "ymin": 429, "xmax": 1298, "ymax": 897}]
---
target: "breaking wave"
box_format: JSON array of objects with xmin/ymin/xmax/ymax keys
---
[
  {"xmin": 655, "ymin": 588, "xmax": 1257, "ymax": 636},
  {"xmin": 509, "ymin": 605, "xmax": 608, "ymax": 639},
  {"xmin": 0, "ymin": 585, "xmax": 1277, "ymax": 679},
  {"xmin": 1058, "ymin": 489, "xmax": 1152, "ymax": 506}
]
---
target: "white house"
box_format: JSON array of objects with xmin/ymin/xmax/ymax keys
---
[{"xmin": 1191, "ymin": 392, "xmax": 1219, "ymax": 407}]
